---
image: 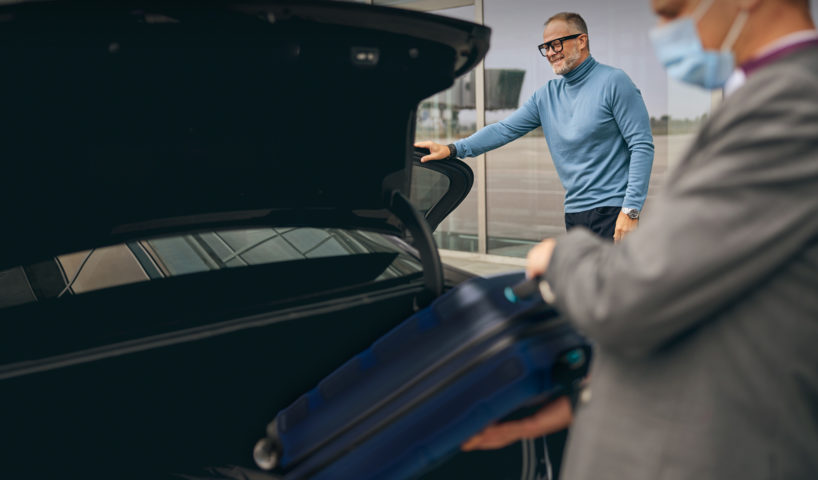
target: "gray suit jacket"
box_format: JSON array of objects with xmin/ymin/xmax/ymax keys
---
[{"xmin": 546, "ymin": 45, "xmax": 818, "ymax": 480}]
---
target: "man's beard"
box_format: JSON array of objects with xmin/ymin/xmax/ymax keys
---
[{"xmin": 551, "ymin": 48, "xmax": 581, "ymax": 75}]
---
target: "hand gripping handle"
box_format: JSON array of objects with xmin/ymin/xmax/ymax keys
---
[{"xmin": 504, "ymin": 276, "xmax": 543, "ymax": 303}]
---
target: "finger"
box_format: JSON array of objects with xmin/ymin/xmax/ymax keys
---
[
  {"xmin": 465, "ymin": 434, "xmax": 515, "ymax": 451},
  {"xmin": 525, "ymin": 240, "xmax": 551, "ymax": 279},
  {"xmin": 525, "ymin": 249, "xmax": 543, "ymax": 279},
  {"xmin": 461, "ymin": 434, "xmax": 482, "ymax": 451},
  {"xmin": 525, "ymin": 262, "xmax": 543, "ymax": 279},
  {"xmin": 413, "ymin": 141, "xmax": 430, "ymax": 148},
  {"xmin": 462, "ymin": 436, "xmax": 502, "ymax": 451},
  {"xmin": 421, "ymin": 152, "xmax": 445, "ymax": 163},
  {"xmin": 461, "ymin": 421, "xmax": 501, "ymax": 451}
]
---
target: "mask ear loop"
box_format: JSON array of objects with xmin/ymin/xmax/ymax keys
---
[
  {"xmin": 720, "ymin": 9, "xmax": 750, "ymax": 52},
  {"xmin": 692, "ymin": 0, "xmax": 716, "ymax": 21}
]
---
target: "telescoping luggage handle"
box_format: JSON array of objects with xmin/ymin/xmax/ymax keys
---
[
  {"xmin": 252, "ymin": 275, "xmax": 564, "ymax": 474},
  {"xmin": 504, "ymin": 275, "xmax": 556, "ymax": 305},
  {"xmin": 504, "ymin": 275, "xmax": 539, "ymax": 303}
]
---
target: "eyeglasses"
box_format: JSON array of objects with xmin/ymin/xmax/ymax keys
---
[{"xmin": 538, "ymin": 33, "xmax": 583, "ymax": 56}]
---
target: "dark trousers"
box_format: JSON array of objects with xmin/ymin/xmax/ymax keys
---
[
  {"xmin": 564, "ymin": 206, "xmax": 620, "ymax": 241},
  {"xmin": 546, "ymin": 428, "xmax": 569, "ymax": 480}
]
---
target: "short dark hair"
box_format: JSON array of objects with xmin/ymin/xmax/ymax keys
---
[{"xmin": 545, "ymin": 12, "xmax": 589, "ymax": 51}]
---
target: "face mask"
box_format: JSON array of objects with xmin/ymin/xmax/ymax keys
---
[{"xmin": 649, "ymin": 0, "xmax": 749, "ymax": 89}]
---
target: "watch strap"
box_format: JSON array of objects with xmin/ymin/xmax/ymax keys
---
[
  {"xmin": 446, "ymin": 143, "xmax": 457, "ymax": 160},
  {"xmin": 621, "ymin": 207, "xmax": 640, "ymax": 219}
]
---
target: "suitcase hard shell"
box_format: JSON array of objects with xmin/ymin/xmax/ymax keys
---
[{"xmin": 255, "ymin": 271, "xmax": 590, "ymax": 480}]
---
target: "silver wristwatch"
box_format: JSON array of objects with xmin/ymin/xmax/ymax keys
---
[{"xmin": 622, "ymin": 207, "xmax": 640, "ymax": 220}]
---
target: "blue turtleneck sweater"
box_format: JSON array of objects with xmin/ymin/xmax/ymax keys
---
[{"xmin": 454, "ymin": 56, "xmax": 654, "ymax": 213}]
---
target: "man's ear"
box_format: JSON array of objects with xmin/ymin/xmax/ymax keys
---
[{"xmin": 579, "ymin": 33, "xmax": 590, "ymax": 52}]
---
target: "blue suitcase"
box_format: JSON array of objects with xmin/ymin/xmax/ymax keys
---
[{"xmin": 253, "ymin": 271, "xmax": 591, "ymax": 480}]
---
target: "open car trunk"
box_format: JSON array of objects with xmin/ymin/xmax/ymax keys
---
[{"xmin": 0, "ymin": 1, "xmax": 489, "ymax": 478}]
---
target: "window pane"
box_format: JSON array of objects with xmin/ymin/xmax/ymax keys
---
[
  {"xmin": 411, "ymin": 167, "xmax": 451, "ymax": 216},
  {"xmin": 0, "ymin": 228, "xmax": 422, "ymax": 309},
  {"xmin": 148, "ymin": 237, "xmax": 213, "ymax": 275}
]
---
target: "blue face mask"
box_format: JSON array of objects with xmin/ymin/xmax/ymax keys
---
[{"xmin": 649, "ymin": 0, "xmax": 749, "ymax": 89}]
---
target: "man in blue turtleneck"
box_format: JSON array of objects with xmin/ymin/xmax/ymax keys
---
[{"xmin": 416, "ymin": 12, "xmax": 654, "ymax": 243}]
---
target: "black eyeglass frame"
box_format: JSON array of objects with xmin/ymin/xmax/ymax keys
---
[{"xmin": 538, "ymin": 33, "xmax": 583, "ymax": 56}]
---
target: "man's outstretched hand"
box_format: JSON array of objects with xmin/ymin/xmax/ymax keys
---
[{"xmin": 414, "ymin": 141, "xmax": 451, "ymax": 163}]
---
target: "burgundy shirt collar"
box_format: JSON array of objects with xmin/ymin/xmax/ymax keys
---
[{"xmin": 741, "ymin": 37, "xmax": 818, "ymax": 76}]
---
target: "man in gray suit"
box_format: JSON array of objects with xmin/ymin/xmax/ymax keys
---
[{"xmin": 463, "ymin": 0, "xmax": 818, "ymax": 478}]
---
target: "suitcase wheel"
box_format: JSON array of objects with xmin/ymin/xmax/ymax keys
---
[
  {"xmin": 253, "ymin": 419, "xmax": 282, "ymax": 471},
  {"xmin": 253, "ymin": 437, "xmax": 280, "ymax": 471}
]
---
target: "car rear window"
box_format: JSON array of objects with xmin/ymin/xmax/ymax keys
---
[{"xmin": 0, "ymin": 227, "xmax": 422, "ymax": 310}]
